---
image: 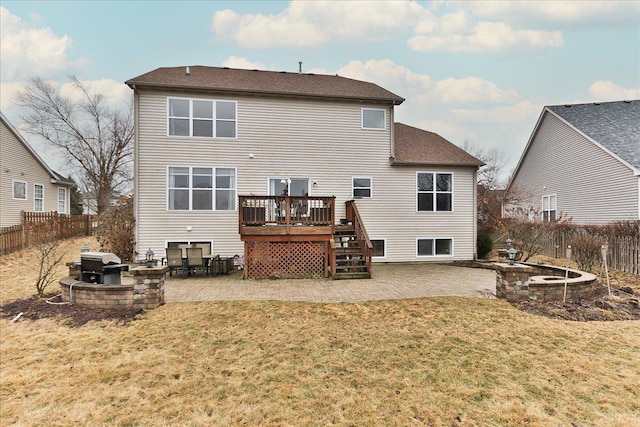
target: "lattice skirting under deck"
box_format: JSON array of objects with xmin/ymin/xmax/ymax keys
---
[{"xmin": 246, "ymin": 241, "xmax": 326, "ymax": 279}]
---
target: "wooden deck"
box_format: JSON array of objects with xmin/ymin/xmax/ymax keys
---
[{"xmin": 238, "ymin": 196, "xmax": 371, "ymax": 280}]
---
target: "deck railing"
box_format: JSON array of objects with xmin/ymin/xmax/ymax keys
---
[
  {"xmin": 239, "ymin": 195, "xmax": 336, "ymax": 230},
  {"xmin": 345, "ymin": 200, "xmax": 373, "ymax": 274}
]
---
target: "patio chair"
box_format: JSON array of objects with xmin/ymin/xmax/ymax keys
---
[
  {"xmin": 186, "ymin": 247, "xmax": 207, "ymax": 277},
  {"xmin": 166, "ymin": 248, "xmax": 184, "ymax": 277}
]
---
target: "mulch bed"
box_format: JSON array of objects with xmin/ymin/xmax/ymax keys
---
[{"xmin": 1, "ymin": 294, "xmax": 143, "ymax": 327}]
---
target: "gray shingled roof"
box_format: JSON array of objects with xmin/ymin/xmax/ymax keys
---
[
  {"xmin": 548, "ymin": 100, "xmax": 640, "ymax": 170},
  {"xmin": 392, "ymin": 123, "xmax": 484, "ymax": 167},
  {"xmin": 126, "ymin": 66, "xmax": 405, "ymax": 105}
]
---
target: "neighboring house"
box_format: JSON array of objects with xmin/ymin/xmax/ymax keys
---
[
  {"xmin": 80, "ymin": 191, "xmax": 120, "ymax": 215},
  {"xmin": 125, "ymin": 66, "xmax": 483, "ymax": 278},
  {"xmin": 508, "ymin": 100, "xmax": 640, "ymax": 225},
  {"xmin": 0, "ymin": 112, "xmax": 75, "ymax": 227}
]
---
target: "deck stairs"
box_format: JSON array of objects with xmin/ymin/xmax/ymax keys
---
[{"xmin": 332, "ymin": 225, "xmax": 371, "ymax": 280}]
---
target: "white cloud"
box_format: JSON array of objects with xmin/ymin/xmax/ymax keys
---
[
  {"xmin": 409, "ymin": 20, "xmax": 562, "ymax": 53},
  {"xmin": 59, "ymin": 79, "xmax": 131, "ymax": 106},
  {"xmin": 221, "ymin": 56, "xmax": 268, "ymax": 70},
  {"xmin": 212, "ymin": 1, "xmax": 426, "ymax": 48},
  {"xmin": 334, "ymin": 59, "xmax": 435, "ymax": 101},
  {"xmin": 451, "ymin": 100, "xmax": 542, "ymax": 124},
  {"xmin": 434, "ymin": 77, "xmax": 519, "ymax": 104},
  {"xmin": 589, "ymin": 81, "xmax": 640, "ymax": 101},
  {"xmin": 449, "ymin": 1, "xmax": 640, "ymax": 28},
  {"xmin": 0, "ymin": 6, "xmax": 78, "ymax": 80},
  {"xmin": 0, "ymin": 81, "xmax": 26, "ymax": 113}
]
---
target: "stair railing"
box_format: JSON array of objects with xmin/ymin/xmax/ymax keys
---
[{"xmin": 345, "ymin": 200, "xmax": 373, "ymax": 275}]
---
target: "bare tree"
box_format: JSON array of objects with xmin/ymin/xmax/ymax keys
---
[
  {"xmin": 15, "ymin": 76, "xmax": 133, "ymax": 214},
  {"xmin": 461, "ymin": 140, "xmax": 532, "ymax": 233}
]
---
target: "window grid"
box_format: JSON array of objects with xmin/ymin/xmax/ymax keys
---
[
  {"xmin": 168, "ymin": 97, "xmax": 237, "ymax": 138},
  {"xmin": 167, "ymin": 166, "xmax": 237, "ymax": 211},
  {"xmin": 57, "ymin": 188, "xmax": 67, "ymax": 214},
  {"xmin": 34, "ymin": 184, "xmax": 44, "ymax": 212},
  {"xmin": 417, "ymin": 172, "xmax": 453, "ymax": 212}
]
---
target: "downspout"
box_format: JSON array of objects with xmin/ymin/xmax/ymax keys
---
[
  {"xmin": 132, "ymin": 87, "xmax": 140, "ymax": 257},
  {"xmin": 473, "ymin": 167, "xmax": 478, "ymax": 260},
  {"xmin": 389, "ymin": 105, "xmax": 395, "ymax": 160}
]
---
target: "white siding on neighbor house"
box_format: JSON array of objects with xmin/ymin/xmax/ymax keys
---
[
  {"xmin": 0, "ymin": 120, "xmax": 69, "ymax": 227},
  {"xmin": 511, "ymin": 112, "xmax": 638, "ymax": 224},
  {"xmin": 135, "ymin": 89, "xmax": 477, "ymax": 261}
]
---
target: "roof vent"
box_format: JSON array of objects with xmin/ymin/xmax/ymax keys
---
[
  {"xmin": 299, "ymin": 61, "xmax": 302, "ymax": 74},
  {"xmin": 185, "ymin": 66, "xmax": 190, "ymax": 76}
]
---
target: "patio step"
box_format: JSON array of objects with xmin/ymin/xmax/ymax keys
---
[{"xmin": 331, "ymin": 225, "xmax": 371, "ymax": 280}]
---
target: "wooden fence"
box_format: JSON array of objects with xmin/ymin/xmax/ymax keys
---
[
  {"xmin": 0, "ymin": 211, "xmax": 96, "ymax": 255},
  {"xmin": 539, "ymin": 230, "xmax": 639, "ymax": 275}
]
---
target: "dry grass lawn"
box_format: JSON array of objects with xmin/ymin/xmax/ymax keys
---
[{"xmin": 1, "ymin": 239, "xmax": 639, "ymax": 426}]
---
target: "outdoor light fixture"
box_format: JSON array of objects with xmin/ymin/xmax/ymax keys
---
[
  {"xmin": 506, "ymin": 238, "xmax": 516, "ymax": 265},
  {"xmin": 81, "ymin": 244, "xmax": 90, "ymax": 253},
  {"xmin": 145, "ymin": 248, "xmax": 155, "ymax": 268}
]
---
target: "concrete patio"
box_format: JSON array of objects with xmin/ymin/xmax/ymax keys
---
[{"xmin": 163, "ymin": 263, "xmax": 496, "ymax": 303}]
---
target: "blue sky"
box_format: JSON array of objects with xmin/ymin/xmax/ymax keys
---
[{"xmin": 1, "ymin": 0, "xmax": 639, "ymax": 179}]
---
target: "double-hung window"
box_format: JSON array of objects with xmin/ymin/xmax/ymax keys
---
[
  {"xmin": 542, "ymin": 194, "xmax": 557, "ymax": 222},
  {"xmin": 168, "ymin": 166, "xmax": 236, "ymax": 211},
  {"xmin": 57, "ymin": 188, "xmax": 67, "ymax": 214},
  {"xmin": 352, "ymin": 177, "xmax": 372, "ymax": 198},
  {"xmin": 417, "ymin": 172, "xmax": 452, "ymax": 211},
  {"xmin": 34, "ymin": 184, "xmax": 44, "ymax": 212},
  {"xmin": 168, "ymin": 97, "xmax": 237, "ymax": 138}
]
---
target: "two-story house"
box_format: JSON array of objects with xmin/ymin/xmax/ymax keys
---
[
  {"xmin": 508, "ymin": 100, "xmax": 640, "ymax": 224},
  {"xmin": 126, "ymin": 66, "xmax": 483, "ymax": 279},
  {"xmin": 0, "ymin": 112, "xmax": 74, "ymax": 227}
]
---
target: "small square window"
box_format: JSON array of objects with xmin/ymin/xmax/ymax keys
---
[
  {"xmin": 13, "ymin": 180, "xmax": 26, "ymax": 200},
  {"xmin": 371, "ymin": 239, "xmax": 386, "ymax": 258},
  {"xmin": 362, "ymin": 109, "xmax": 385, "ymax": 129}
]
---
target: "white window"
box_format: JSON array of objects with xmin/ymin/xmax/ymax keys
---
[
  {"xmin": 13, "ymin": 180, "xmax": 26, "ymax": 200},
  {"xmin": 417, "ymin": 238, "xmax": 453, "ymax": 257},
  {"xmin": 168, "ymin": 97, "xmax": 237, "ymax": 138},
  {"xmin": 352, "ymin": 177, "xmax": 372, "ymax": 198},
  {"xmin": 371, "ymin": 239, "xmax": 386, "ymax": 258},
  {"xmin": 362, "ymin": 108, "xmax": 385, "ymax": 130},
  {"xmin": 167, "ymin": 166, "xmax": 236, "ymax": 211},
  {"xmin": 34, "ymin": 184, "xmax": 44, "ymax": 212},
  {"xmin": 57, "ymin": 188, "xmax": 67, "ymax": 214},
  {"xmin": 417, "ymin": 172, "xmax": 452, "ymax": 212},
  {"xmin": 542, "ymin": 194, "xmax": 557, "ymax": 222}
]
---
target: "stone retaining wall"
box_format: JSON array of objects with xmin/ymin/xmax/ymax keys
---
[
  {"xmin": 494, "ymin": 262, "xmax": 598, "ymax": 302},
  {"xmin": 60, "ymin": 266, "xmax": 168, "ymax": 309}
]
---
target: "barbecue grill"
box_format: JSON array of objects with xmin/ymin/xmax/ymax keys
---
[{"xmin": 80, "ymin": 252, "xmax": 129, "ymax": 284}]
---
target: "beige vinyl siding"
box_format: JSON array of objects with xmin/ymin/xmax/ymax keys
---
[
  {"xmin": 0, "ymin": 120, "xmax": 69, "ymax": 227},
  {"xmin": 511, "ymin": 112, "xmax": 638, "ymax": 224},
  {"xmin": 135, "ymin": 89, "xmax": 477, "ymax": 261}
]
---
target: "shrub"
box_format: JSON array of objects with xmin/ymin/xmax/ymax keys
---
[
  {"xmin": 96, "ymin": 196, "xmax": 135, "ymax": 261},
  {"xmin": 572, "ymin": 234, "xmax": 604, "ymax": 272},
  {"xmin": 477, "ymin": 232, "xmax": 493, "ymax": 259},
  {"xmin": 32, "ymin": 223, "xmax": 66, "ymax": 297}
]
